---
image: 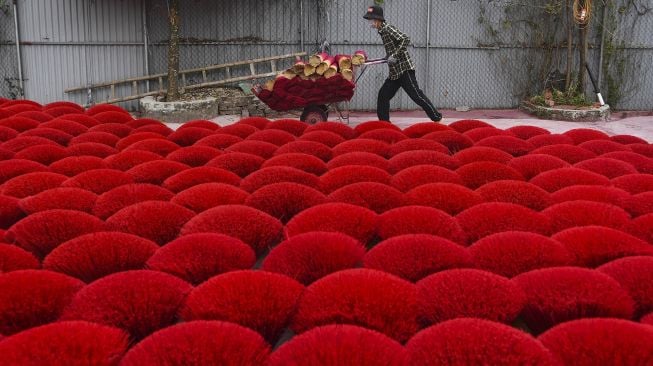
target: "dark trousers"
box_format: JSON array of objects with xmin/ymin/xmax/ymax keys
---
[{"xmin": 377, "ymin": 70, "xmax": 442, "ymax": 122}]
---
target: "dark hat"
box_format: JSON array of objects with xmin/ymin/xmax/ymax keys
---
[{"xmin": 363, "ymin": 5, "xmax": 385, "ymax": 21}]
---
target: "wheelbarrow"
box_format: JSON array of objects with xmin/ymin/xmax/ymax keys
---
[{"xmin": 253, "ymin": 58, "xmax": 387, "ymax": 124}]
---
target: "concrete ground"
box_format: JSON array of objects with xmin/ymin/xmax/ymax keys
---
[{"xmin": 197, "ymin": 108, "xmax": 653, "ymax": 143}]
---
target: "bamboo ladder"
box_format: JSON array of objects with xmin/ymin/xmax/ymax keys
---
[{"xmin": 64, "ymin": 52, "xmax": 306, "ymax": 105}]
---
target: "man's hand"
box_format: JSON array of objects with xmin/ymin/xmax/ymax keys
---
[{"xmin": 386, "ymin": 55, "xmax": 398, "ymax": 65}]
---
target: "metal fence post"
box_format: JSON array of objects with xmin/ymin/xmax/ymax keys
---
[
  {"xmin": 12, "ymin": 0, "xmax": 24, "ymax": 98},
  {"xmin": 142, "ymin": 0, "xmax": 151, "ymax": 92},
  {"xmin": 299, "ymin": 0, "xmax": 305, "ymax": 52},
  {"xmin": 425, "ymin": 0, "xmax": 431, "ymax": 96},
  {"xmin": 141, "ymin": 0, "xmax": 150, "ymax": 93}
]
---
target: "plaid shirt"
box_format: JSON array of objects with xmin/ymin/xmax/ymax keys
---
[{"xmin": 378, "ymin": 22, "xmax": 415, "ymax": 80}]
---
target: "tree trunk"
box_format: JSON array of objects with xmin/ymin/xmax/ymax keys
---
[
  {"xmin": 578, "ymin": 25, "xmax": 589, "ymax": 94},
  {"xmin": 167, "ymin": 0, "xmax": 180, "ymax": 101},
  {"xmin": 565, "ymin": 0, "xmax": 573, "ymax": 90}
]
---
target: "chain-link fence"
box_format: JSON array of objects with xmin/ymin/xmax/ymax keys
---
[
  {"xmin": 0, "ymin": 2, "xmax": 21, "ymax": 99},
  {"xmin": 2, "ymin": 0, "xmax": 652, "ymax": 111},
  {"xmin": 141, "ymin": 0, "xmax": 653, "ymax": 111}
]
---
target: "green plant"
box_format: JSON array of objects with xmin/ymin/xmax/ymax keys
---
[{"xmin": 530, "ymin": 95, "xmax": 547, "ymax": 106}]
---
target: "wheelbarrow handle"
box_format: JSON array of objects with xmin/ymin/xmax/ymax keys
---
[{"xmin": 363, "ymin": 58, "xmax": 389, "ymax": 65}]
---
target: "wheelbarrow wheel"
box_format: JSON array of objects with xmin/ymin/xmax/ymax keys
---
[{"xmin": 300, "ymin": 105, "xmax": 329, "ymax": 124}]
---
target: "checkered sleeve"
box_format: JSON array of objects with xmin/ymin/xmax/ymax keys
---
[
  {"xmin": 386, "ymin": 26, "xmax": 410, "ymax": 58},
  {"xmin": 379, "ymin": 23, "xmax": 415, "ymax": 80}
]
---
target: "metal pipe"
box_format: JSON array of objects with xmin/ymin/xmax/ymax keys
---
[
  {"xmin": 597, "ymin": 0, "xmax": 609, "ymax": 90},
  {"xmin": 12, "ymin": 0, "xmax": 24, "ymax": 98},
  {"xmin": 425, "ymin": 0, "xmax": 432, "ymax": 95},
  {"xmin": 299, "ymin": 0, "xmax": 304, "ymax": 51},
  {"xmin": 142, "ymin": 0, "xmax": 150, "ymax": 92}
]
